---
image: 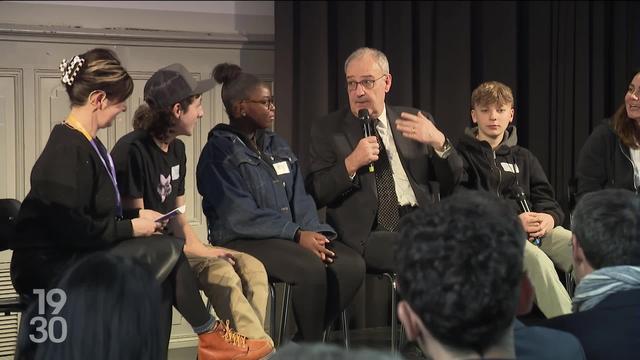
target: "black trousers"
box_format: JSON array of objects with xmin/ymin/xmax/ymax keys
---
[
  {"xmin": 224, "ymin": 238, "xmax": 365, "ymax": 342},
  {"xmin": 157, "ymin": 253, "xmax": 211, "ymax": 355},
  {"xmin": 364, "ymin": 205, "xmax": 418, "ymax": 273},
  {"xmin": 363, "ymin": 231, "xmax": 400, "ymax": 273}
]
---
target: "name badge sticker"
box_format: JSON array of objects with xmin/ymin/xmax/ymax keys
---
[
  {"xmin": 273, "ymin": 161, "xmax": 290, "ymax": 175},
  {"xmin": 171, "ymin": 165, "xmax": 180, "ymax": 180},
  {"xmin": 500, "ymin": 162, "xmax": 520, "ymax": 173}
]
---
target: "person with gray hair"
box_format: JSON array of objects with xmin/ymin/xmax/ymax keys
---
[
  {"xmin": 306, "ymin": 47, "xmax": 462, "ymax": 273},
  {"xmin": 542, "ymin": 189, "xmax": 640, "ymax": 360}
]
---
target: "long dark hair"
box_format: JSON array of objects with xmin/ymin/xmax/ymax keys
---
[
  {"xmin": 612, "ymin": 71, "xmax": 640, "ymax": 149},
  {"xmin": 132, "ymin": 95, "xmax": 199, "ymax": 142}
]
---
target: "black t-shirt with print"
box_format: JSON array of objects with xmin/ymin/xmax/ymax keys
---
[{"xmin": 111, "ymin": 129, "xmax": 186, "ymax": 215}]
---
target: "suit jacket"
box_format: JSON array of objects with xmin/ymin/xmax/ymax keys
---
[
  {"xmin": 541, "ymin": 289, "xmax": 640, "ymax": 360},
  {"xmin": 305, "ymin": 106, "xmax": 462, "ymax": 253},
  {"xmin": 514, "ymin": 319, "xmax": 585, "ymax": 360}
]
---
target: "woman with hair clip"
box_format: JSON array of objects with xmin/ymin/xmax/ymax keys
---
[
  {"xmin": 577, "ymin": 70, "xmax": 640, "ymax": 201},
  {"xmin": 9, "ymin": 49, "xmax": 259, "ymax": 360},
  {"xmin": 111, "ymin": 63, "xmax": 273, "ymax": 358},
  {"xmin": 196, "ymin": 63, "xmax": 365, "ymax": 342}
]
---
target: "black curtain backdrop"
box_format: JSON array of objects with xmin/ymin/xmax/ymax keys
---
[{"xmin": 274, "ymin": 0, "xmax": 640, "ymax": 328}]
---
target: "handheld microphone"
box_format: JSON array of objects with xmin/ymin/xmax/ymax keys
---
[
  {"xmin": 512, "ymin": 185, "xmax": 541, "ymax": 247},
  {"xmin": 358, "ymin": 109, "xmax": 375, "ymax": 173}
]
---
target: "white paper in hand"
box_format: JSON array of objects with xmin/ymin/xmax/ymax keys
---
[{"xmin": 154, "ymin": 205, "xmax": 186, "ymax": 222}]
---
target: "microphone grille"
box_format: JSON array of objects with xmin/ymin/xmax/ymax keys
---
[{"xmin": 512, "ymin": 185, "xmax": 526, "ymax": 198}]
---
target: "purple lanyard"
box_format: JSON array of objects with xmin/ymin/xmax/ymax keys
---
[{"xmin": 90, "ymin": 139, "xmax": 122, "ymax": 218}]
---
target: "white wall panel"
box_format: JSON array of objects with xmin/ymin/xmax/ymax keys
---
[{"xmin": 0, "ymin": 70, "xmax": 21, "ymax": 199}]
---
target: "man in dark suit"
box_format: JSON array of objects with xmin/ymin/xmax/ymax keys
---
[
  {"xmin": 306, "ymin": 47, "xmax": 461, "ymax": 272},
  {"xmin": 542, "ymin": 189, "xmax": 640, "ymax": 360}
]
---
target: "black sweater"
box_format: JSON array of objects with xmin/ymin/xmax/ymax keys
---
[
  {"xmin": 576, "ymin": 119, "xmax": 638, "ymax": 202},
  {"xmin": 455, "ymin": 125, "xmax": 564, "ymax": 226},
  {"xmin": 12, "ymin": 124, "xmax": 133, "ymax": 251}
]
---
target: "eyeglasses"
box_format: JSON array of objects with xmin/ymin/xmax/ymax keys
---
[
  {"xmin": 243, "ymin": 97, "xmax": 275, "ymax": 108},
  {"xmin": 346, "ymin": 74, "xmax": 387, "ymax": 91}
]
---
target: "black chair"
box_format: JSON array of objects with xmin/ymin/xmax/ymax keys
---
[
  {"xmin": 382, "ymin": 272, "xmax": 405, "ymax": 353},
  {"xmin": 271, "ymin": 277, "xmax": 351, "ymax": 349},
  {"xmin": 269, "ymin": 277, "xmax": 291, "ymax": 348},
  {"xmin": 0, "ymin": 199, "xmax": 26, "ymax": 314},
  {"xmin": 564, "ymin": 178, "xmax": 579, "ymax": 297},
  {"xmin": 0, "ymin": 199, "xmax": 20, "ymax": 251},
  {"xmin": 364, "ymin": 270, "xmax": 404, "ymax": 354},
  {"xmin": 321, "ymin": 302, "xmax": 350, "ymax": 350}
]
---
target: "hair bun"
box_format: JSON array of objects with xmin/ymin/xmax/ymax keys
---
[{"xmin": 212, "ymin": 63, "xmax": 242, "ymax": 85}]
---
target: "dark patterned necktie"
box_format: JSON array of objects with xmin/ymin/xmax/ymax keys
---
[{"xmin": 373, "ymin": 121, "xmax": 400, "ymax": 232}]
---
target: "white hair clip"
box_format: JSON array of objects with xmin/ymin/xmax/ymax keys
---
[{"xmin": 59, "ymin": 55, "xmax": 85, "ymax": 86}]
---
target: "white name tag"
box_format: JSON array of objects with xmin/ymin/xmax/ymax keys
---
[
  {"xmin": 273, "ymin": 161, "xmax": 290, "ymax": 175},
  {"xmin": 500, "ymin": 162, "xmax": 519, "ymax": 173},
  {"xmin": 171, "ymin": 165, "xmax": 180, "ymax": 180}
]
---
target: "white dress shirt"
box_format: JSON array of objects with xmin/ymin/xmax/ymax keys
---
[
  {"xmin": 376, "ymin": 105, "xmax": 418, "ymax": 206},
  {"xmin": 630, "ymin": 146, "xmax": 640, "ymax": 188}
]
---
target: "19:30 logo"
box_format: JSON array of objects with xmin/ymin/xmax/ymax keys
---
[{"xmin": 29, "ymin": 289, "xmax": 67, "ymax": 343}]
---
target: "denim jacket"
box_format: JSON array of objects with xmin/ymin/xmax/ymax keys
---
[{"xmin": 196, "ymin": 124, "xmax": 336, "ymax": 246}]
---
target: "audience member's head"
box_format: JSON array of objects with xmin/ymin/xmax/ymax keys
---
[
  {"xmin": 271, "ymin": 342, "xmax": 402, "ymax": 360},
  {"xmin": 17, "ymin": 253, "xmax": 163, "ymax": 360},
  {"xmin": 396, "ymin": 190, "xmax": 525, "ymax": 359},
  {"xmin": 571, "ymin": 189, "xmax": 640, "ymax": 282}
]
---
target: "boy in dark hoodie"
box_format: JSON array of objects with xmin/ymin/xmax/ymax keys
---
[{"xmin": 455, "ymin": 81, "xmax": 573, "ymax": 318}]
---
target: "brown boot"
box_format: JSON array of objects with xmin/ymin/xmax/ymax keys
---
[
  {"xmin": 198, "ymin": 320, "xmax": 273, "ymax": 360},
  {"xmin": 245, "ymin": 338, "xmax": 274, "ymax": 359}
]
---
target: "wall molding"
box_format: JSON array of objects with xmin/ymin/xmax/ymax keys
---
[
  {"xmin": 0, "ymin": 69, "xmax": 23, "ymax": 199},
  {"xmin": 0, "ymin": 23, "xmax": 274, "ymax": 50}
]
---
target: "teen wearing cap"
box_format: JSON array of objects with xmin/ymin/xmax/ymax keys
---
[
  {"xmin": 196, "ymin": 63, "xmax": 365, "ymax": 342},
  {"xmin": 111, "ymin": 63, "xmax": 273, "ymax": 359},
  {"xmin": 10, "ymin": 49, "xmax": 258, "ymax": 360}
]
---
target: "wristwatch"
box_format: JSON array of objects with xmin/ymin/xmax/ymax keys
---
[{"xmin": 438, "ymin": 138, "xmax": 453, "ymax": 158}]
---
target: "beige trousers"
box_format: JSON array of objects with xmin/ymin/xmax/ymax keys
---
[
  {"xmin": 188, "ymin": 246, "xmax": 271, "ymax": 341},
  {"xmin": 523, "ymin": 226, "xmax": 573, "ymax": 318}
]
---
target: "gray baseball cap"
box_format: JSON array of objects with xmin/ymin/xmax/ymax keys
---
[{"xmin": 144, "ymin": 63, "xmax": 215, "ymax": 109}]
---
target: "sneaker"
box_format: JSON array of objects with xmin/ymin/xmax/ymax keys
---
[{"xmin": 198, "ymin": 320, "xmax": 274, "ymax": 360}]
